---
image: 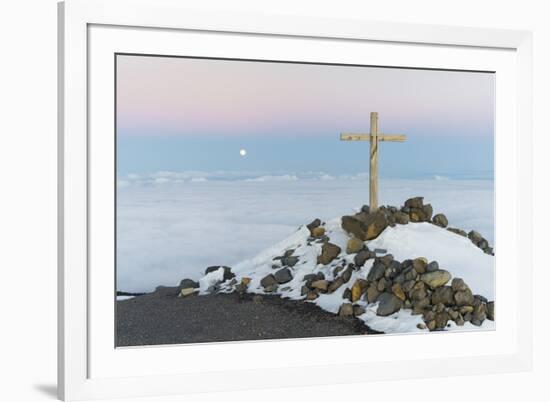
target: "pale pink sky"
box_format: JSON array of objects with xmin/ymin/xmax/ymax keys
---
[{"xmin": 116, "ymin": 55, "xmax": 494, "ymax": 138}]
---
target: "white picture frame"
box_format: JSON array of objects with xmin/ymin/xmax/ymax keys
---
[{"xmin": 58, "ymin": 0, "xmax": 533, "ymax": 400}]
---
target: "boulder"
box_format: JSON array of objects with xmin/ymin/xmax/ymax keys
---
[
  {"xmin": 341, "ymin": 211, "xmax": 389, "ymax": 241},
  {"xmin": 274, "ymin": 268, "xmax": 293, "ymax": 284},
  {"xmin": 205, "ymin": 265, "xmax": 235, "ymax": 281},
  {"xmin": 317, "ymin": 242, "xmax": 341, "ymax": 265},
  {"xmin": 447, "ymin": 227, "xmax": 467, "ymax": 237},
  {"xmin": 434, "ymin": 311, "xmax": 450, "ymax": 329},
  {"xmin": 454, "ymin": 288, "xmax": 474, "ymax": 306},
  {"xmin": 404, "ymin": 197, "xmax": 424, "ymax": 209},
  {"xmin": 391, "ymin": 283, "xmax": 406, "ymax": 301},
  {"xmin": 311, "ymin": 279, "xmax": 329, "ymax": 292},
  {"xmin": 179, "ymin": 278, "xmax": 199, "ymax": 289},
  {"xmin": 451, "ymin": 278, "xmax": 469, "ymax": 292},
  {"xmin": 367, "ymin": 262, "xmax": 386, "ymax": 282},
  {"xmin": 346, "ymin": 238, "xmax": 364, "ymax": 254},
  {"xmin": 354, "ymin": 249, "xmax": 372, "ymax": 267},
  {"xmin": 394, "ymin": 211, "xmax": 410, "ymax": 224},
  {"xmin": 431, "ymin": 286, "xmax": 454, "ymax": 306},
  {"xmin": 353, "ymin": 305, "xmax": 366, "ymax": 317},
  {"xmin": 179, "ymin": 288, "xmax": 198, "ymax": 297},
  {"xmin": 306, "ymin": 291, "xmax": 319, "ymax": 300},
  {"xmin": 412, "ymin": 258, "xmax": 427, "ymax": 274},
  {"xmin": 351, "ymin": 279, "xmax": 368, "ymax": 302},
  {"xmin": 338, "ymin": 303, "xmax": 354, "ymax": 317},
  {"xmin": 260, "ymin": 274, "xmax": 277, "ymax": 288},
  {"xmin": 366, "ymin": 284, "xmax": 380, "ymax": 303},
  {"xmin": 471, "ymin": 303, "xmax": 487, "ymax": 326},
  {"xmin": 432, "ymin": 213, "xmax": 449, "ymax": 228},
  {"xmin": 425, "ymin": 261, "xmax": 439, "ymax": 272},
  {"xmin": 306, "ymin": 218, "xmax": 321, "ymax": 234},
  {"xmin": 468, "ymin": 230, "xmax": 484, "ymax": 246},
  {"xmin": 341, "ymin": 267, "xmax": 353, "ymax": 283},
  {"xmin": 420, "ymin": 270, "xmax": 451, "ymax": 289},
  {"xmin": 376, "ymin": 293, "xmax": 403, "ymax": 316},
  {"xmin": 311, "ymin": 226, "xmax": 326, "ymax": 238},
  {"xmin": 327, "ymin": 277, "xmax": 345, "ymax": 293},
  {"xmin": 281, "ymin": 255, "xmax": 299, "ymax": 267}
]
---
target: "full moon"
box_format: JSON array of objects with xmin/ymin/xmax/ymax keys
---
[{"xmin": 239, "ymin": 149, "xmax": 247, "ymax": 156}]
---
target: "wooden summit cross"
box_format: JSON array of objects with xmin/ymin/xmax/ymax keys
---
[{"xmin": 340, "ymin": 112, "xmax": 406, "ymax": 212}]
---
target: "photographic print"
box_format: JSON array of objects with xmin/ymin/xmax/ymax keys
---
[{"xmin": 115, "ymin": 54, "xmax": 495, "ymax": 346}]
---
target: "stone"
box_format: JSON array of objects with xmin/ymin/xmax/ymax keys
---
[
  {"xmin": 351, "ymin": 279, "xmax": 368, "ymax": 302},
  {"xmin": 341, "ymin": 267, "xmax": 353, "ymax": 283},
  {"xmin": 420, "ymin": 270, "xmax": 451, "ymax": 289},
  {"xmin": 341, "ymin": 211, "xmax": 389, "ymax": 241},
  {"xmin": 454, "ymin": 315, "xmax": 465, "ymax": 326},
  {"xmin": 377, "ymin": 277, "xmax": 388, "ymax": 292},
  {"xmin": 343, "ymin": 288, "xmax": 352, "ymax": 300},
  {"xmin": 447, "ymin": 227, "xmax": 467, "ymax": 237},
  {"xmin": 434, "ymin": 311, "xmax": 449, "ymax": 329},
  {"xmin": 468, "ymin": 230, "xmax": 484, "ymax": 246},
  {"xmin": 317, "ymin": 242, "xmax": 341, "ymax": 265},
  {"xmin": 306, "ymin": 291, "xmax": 319, "ymax": 300},
  {"xmin": 379, "ymin": 254, "xmax": 394, "ymax": 267},
  {"xmin": 448, "ymin": 309, "xmax": 459, "ymax": 320},
  {"xmin": 311, "ymin": 279, "xmax": 329, "ymax": 292},
  {"xmin": 274, "ymin": 268, "xmax": 293, "ymax": 284},
  {"xmin": 252, "ymin": 294, "xmax": 263, "ymax": 303},
  {"xmin": 423, "ymin": 310, "xmax": 436, "ymax": 323},
  {"xmin": 454, "ymin": 288, "xmax": 474, "ymax": 307},
  {"xmin": 264, "ymin": 284, "xmax": 278, "ymax": 293},
  {"xmin": 478, "ymin": 238, "xmax": 489, "ymax": 250},
  {"xmin": 311, "ymin": 226, "xmax": 326, "ymax": 238},
  {"xmin": 471, "ymin": 304, "xmax": 487, "ymax": 326},
  {"xmin": 327, "ymin": 277, "xmax": 345, "ymax": 293},
  {"xmin": 417, "ymin": 323, "xmax": 427, "ymax": 330},
  {"xmin": 385, "ymin": 261, "xmax": 402, "ymax": 279},
  {"xmin": 366, "ymin": 285, "xmax": 380, "ymax": 303},
  {"xmin": 260, "ymin": 274, "xmax": 277, "ymax": 288},
  {"xmin": 353, "ymin": 305, "xmax": 366, "ymax": 317},
  {"xmin": 394, "ymin": 211, "xmax": 410, "ymax": 224},
  {"xmin": 404, "ymin": 197, "xmax": 424, "ymax": 209},
  {"xmin": 179, "ymin": 288, "xmax": 197, "ymax": 297},
  {"xmin": 346, "ymin": 238, "xmax": 364, "ymax": 254},
  {"xmin": 412, "ymin": 258, "xmax": 427, "ymax": 274},
  {"xmin": 391, "ymin": 283, "xmax": 406, "ymax": 301},
  {"xmin": 432, "ymin": 213, "xmax": 449, "ymax": 228},
  {"xmin": 412, "ymin": 297, "xmax": 431, "ymax": 312},
  {"xmin": 339, "ymin": 303, "xmax": 354, "ymax": 317},
  {"xmin": 459, "ymin": 305, "xmax": 474, "ymax": 315},
  {"xmin": 281, "ymin": 255, "xmax": 299, "ymax": 267},
  {"xmin": 333, "ymin": 265, "xmax": 344, "ymax": 276},
  {"xmin": 376, "ymin": 293, "xmax": 403, "ymax": 316},
  {"xmin": 487, "ymin": 301, "xmax": 495, "ymax": 321},
  {"xmin": 179, "ymin": 278, "xmax": 199, "ymax": 289},
  {"xmin": 361, "ymin": 205, "xmax": 370, "ymax": 213},
  {"xmin": 354, "ymin": 250, "xmax": 372, "ymax": 267},
  {"xmin": 367, "ymin": 262, "xmax": 386, "ymax": 282},
  {"xmin": 425, "ymin": 261, "xmax": 439, "ymax": 272},
  {"xmin": 300, "ymin": 285, "xmax": 309, "ymax": 296},
  {"xmin": 402, "ymin": 280, "xmax": 416, "ymax": 293},
  {"xmin": 306, "ymin": 218, "xmax": 321, "ymax": 234},
  {"xmin": 431, "ymin": 286, "xmax": 454, "ymax": 306},
  {"xmin": 451, "ymin": 278, "xmax": 469, "ymax": 292},
  {"xmin": 205, "ymin": 265, "xmax": 235, "ymax": 281},
  {"xmin": 403, "ymin": 266, "xmax": 418, "ymax": 281},
  {"xmin": 422, "ymin": 204, "xmax": 433, "ymax": 221}
]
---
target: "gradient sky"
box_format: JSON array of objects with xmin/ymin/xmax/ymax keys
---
[{"xmin": 116, "ymin": 55, "xmax": 495, "ymax": 179}]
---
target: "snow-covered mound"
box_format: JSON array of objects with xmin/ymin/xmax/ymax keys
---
[{"xmin": 189, "ymin": 202, "xmax": 495, "ymax": 335}]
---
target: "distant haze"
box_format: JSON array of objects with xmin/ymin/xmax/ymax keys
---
[{"xmin": 117, "ymin": 55, "xmax": 494, "ymax": 179}]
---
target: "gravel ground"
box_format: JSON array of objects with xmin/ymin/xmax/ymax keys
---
[{"xmin": 116, "ymin": 287, "xmax": 380, "ymax": 346}]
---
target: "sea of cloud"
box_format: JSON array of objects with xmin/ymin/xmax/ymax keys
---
[{"xmin": 116, "ymin": 174, "xmax": 494, "ymax": 292}]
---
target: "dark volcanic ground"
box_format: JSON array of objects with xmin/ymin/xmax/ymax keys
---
[{"xmin": 116, "ymin": 287, "xmax": 380, "ymax": 347}]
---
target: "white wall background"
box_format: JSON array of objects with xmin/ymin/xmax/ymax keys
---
[{"xmin": 0, "ymin": 0, "xmax": 547, "ymax": 401}]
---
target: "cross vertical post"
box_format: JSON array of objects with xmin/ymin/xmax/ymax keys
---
[
  {"xmin": 369, "ymin": 112, "xmax": 379, "ymax": 212},
  {"xmin": 339, "ymin": 112, "xmax": 407, "ymax": 214}
]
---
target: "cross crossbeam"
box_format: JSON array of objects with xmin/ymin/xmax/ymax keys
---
[{"xmin": 340, "ymin": 112, "xmax": 407, "ymax": 212}]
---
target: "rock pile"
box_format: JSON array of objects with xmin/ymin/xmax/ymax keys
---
[
  {"xmin": 176, "ymin": 196, "xmax": 495, "ymax": 333},
  {"xmin": 341, "ymin": 197, "xmax": 494, "ymax": 255}
]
